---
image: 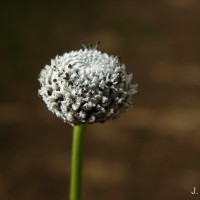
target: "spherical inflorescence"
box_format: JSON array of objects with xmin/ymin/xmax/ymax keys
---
[{"xmin": 38, "ymin": 44, "xmax": 137, "ymax": 125}]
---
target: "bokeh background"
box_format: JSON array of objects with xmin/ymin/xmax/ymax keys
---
[{"xmin": 1, "ymin": 1, "xmax": 200, "ymax": 200}]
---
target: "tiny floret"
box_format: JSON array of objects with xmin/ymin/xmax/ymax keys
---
[{"xmin": 38, "ymin": 43, "xmax": 137, "ymax": 125}]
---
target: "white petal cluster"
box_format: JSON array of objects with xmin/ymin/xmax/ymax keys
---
[{"xmin": 38, "ymin": 46, "xmax": 137, "ymax": 125}]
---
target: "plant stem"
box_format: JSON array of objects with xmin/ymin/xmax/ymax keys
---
[{"xmin": 70, "ymin": 124, "xmax": 85, "ymax": 200}]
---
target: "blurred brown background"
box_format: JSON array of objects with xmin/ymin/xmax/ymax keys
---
[{"xmin": 0, "ymin": 1, "xmax": 200, "ymax": 200}]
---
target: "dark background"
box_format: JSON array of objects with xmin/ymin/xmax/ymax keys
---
[{"xmin": 0, "ymin": 1, "xmax": 200, "ymax": 200}]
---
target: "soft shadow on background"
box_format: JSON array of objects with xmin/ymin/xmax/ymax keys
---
[{"xmin": 0, "ymin": 1, "xmax": 200, "ymax": 200}]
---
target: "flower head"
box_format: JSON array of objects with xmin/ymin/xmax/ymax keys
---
[{"xmin": 38, "ymin": 43, "xmax": 137, "ymax": 125}]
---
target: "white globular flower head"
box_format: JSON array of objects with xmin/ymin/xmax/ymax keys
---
[{"xmin": 38, "ymin": 43, "xmax": 138, "ymax": 126}]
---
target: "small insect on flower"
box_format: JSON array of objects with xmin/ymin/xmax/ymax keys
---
[{"xmin": 38, "ymin": 42, "xmax": 138, "ymax": 125}]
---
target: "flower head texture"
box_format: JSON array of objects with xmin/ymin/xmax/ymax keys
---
[{"xmin": 38, "ymin": 44, "xmax": 137, "ymax": 125}]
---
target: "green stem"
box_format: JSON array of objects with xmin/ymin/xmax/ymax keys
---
[{"xmin": 70, "ymin": 124, "xmax": 85, "ymax": 200}]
